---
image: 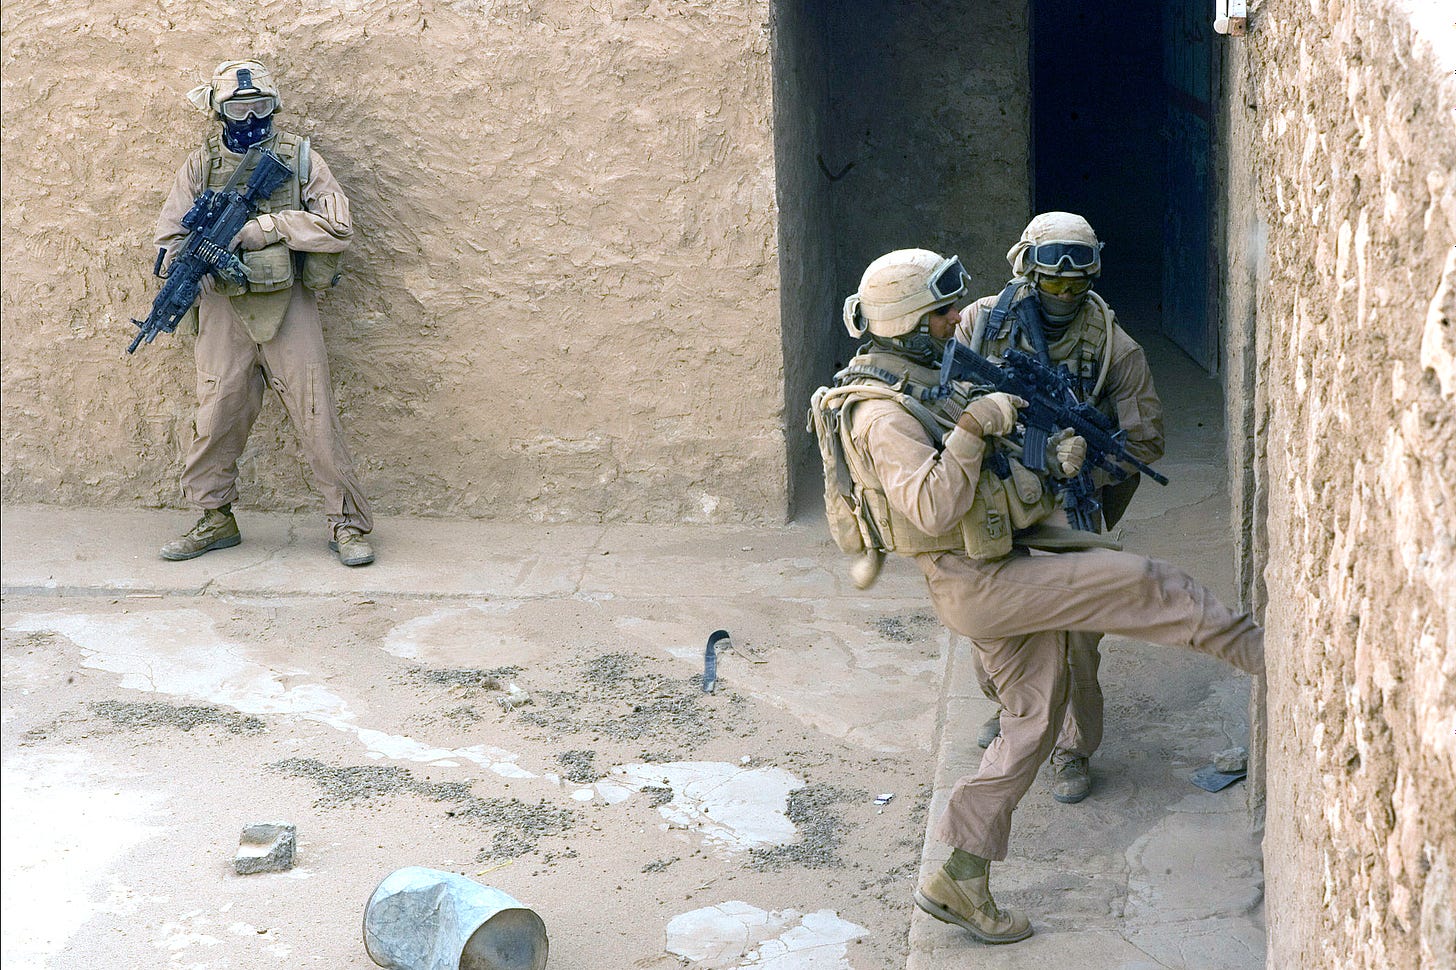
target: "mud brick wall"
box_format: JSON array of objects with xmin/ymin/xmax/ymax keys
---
[
  {"xmin": 0, "ymin": 0, "xmax": 787, "ymax": 523},
  {"xmin": 1223, "ymin": 2, "xmax": 1456, "ymax": 965}
]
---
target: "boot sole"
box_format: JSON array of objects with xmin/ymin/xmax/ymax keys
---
[
  {"xmin": 913, "ymin": 890, "xmax": 1033, "ymax": 944},
  {"xmin": 160, "ymin": 533, "xmax": 241, "ymax": 561},
  {"xmin": 1053, "ymin": 788, "xmax": 1090, "ymax": 804},
  {"xmin": 328, "ymin": 540, "xmax": 375, "ymax": 567}
]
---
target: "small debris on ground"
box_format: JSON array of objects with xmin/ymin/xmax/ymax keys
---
[
  {"xmin": 703, "ymin": 630, "xmax": 730, "ymax": 694},
  {"xmin": 270, "ymin": 759, "xmax": 576, "ymax": 860},
  {"xmin": 234, "ymin": 822, "xmax": 296, "ymax": 875},
  {"xmin": 411, "ymin": 666, "xmax": 518, "ymax": 694},
  {"xmin": 1190, "ymin": 763, "xmax": 1247, "ymax": 792},
  {"xmin": 1213, "ymin": 746, "xmax": 1249, "ymax": 773},
  {"xmin": 498, "ymin": 684, "xmax": 532, "ymax": 709},
  {"xmin": 640, "ymin": 785, "xmax": 674, "ymax": 807}
]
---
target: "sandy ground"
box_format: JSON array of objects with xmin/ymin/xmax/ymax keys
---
[
  {"xmin": 1, "ymin": 334, "xmax": 1264, "ymax": 970},
  {"xmin": 2, "ymin": 516, "xmax": 944, "ymax": 969}
]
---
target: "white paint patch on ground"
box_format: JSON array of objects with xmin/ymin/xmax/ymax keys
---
[
  {"xmin": 597, "ymin": 762, "xmax": 802, "ymax": 853},
  {"xmin": 1, "ymin": 749, "xmax": 164, "ymax": 969},
  {"xmin": 381, "ymin": 603, "xmax": 520, "ymax": 661},
  {"xmin": 665, "ymin": 900, "xmax": 868, "ymax": 969},
  {"xmin": 613, "ymin": 615, "xmax": 703, "ymax": 661},
  {"xmin": 8, "ymin": 611, "xmax": 532, "ymax": 778}
]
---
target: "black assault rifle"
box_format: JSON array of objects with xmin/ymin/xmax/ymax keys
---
[
  {"xmin": 937, "ymin": 339, "xmax": 1168, "ymax": 532},
  {"xmin": 127, "ymin": 148, "xmax": 293, "ymax": 354}
]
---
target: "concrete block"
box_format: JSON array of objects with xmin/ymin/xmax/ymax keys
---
[
  {"xmin": 234, "ymin": 822, "xmax": 296, "ymax": 875},
  {"xmin": 1214, "ymin": 746, "xmax": 1249, "ymax": 773}
]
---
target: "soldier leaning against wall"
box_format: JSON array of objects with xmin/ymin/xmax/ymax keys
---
[
  {"xmin": 959, "ymin": 212, "xmax": 1166, "ymax": 804},
  {"xmin": 821, "ymin": 248, "xmax": 1263, "ymax": 943},
  {"xmin": 154, "ymin": 59, "xmax": 375, "ymax": 567}
]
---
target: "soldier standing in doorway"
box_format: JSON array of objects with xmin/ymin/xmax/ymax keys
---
[
  {"xmin": 959, "ymin": 212, "xmax": 1164, "ymax": 803},
  {"xmin": 154, "ymin": 59, "xmax": 375, "ymax": 567},
  {"xmin": 821, "ymin": 247, "xmax": 1260, "ymax": 942}
]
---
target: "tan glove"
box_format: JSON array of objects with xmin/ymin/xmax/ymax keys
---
[
  {"xmin": 1048, "ymin": 429, "xmax": 1088, "ymax": 478},
  {"xmin": 957, "ymin": 392, "xmax": 1026, "ymax": 438},
  {"xmin": 231, "ymin": 214, "xmax": 282, "ymax": 251}
]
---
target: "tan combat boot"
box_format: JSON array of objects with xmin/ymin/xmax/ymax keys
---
[
  {"xmin": 976, "ymin": 710, "xmax": 1002, "ymax": 749},
  {"xmin": 914, "ymin": 865, "xmax": 1033, "ymax": 944},
  {"xmin": 329, "ymin": 526, "xmax": 375, "ymax": 567},
  {"xmin": 1051, "ymin": 754, "xmax": 1091, "ymax": 804},
  {"xmin": 161, "ymin": 508, "xmax": 241, "ymax": 561}
]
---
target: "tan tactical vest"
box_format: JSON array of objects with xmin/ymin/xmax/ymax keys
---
[
  {"xmin": 971, "ymin": 282, "xmax": 1116, "ymax": 420},
  {"xmin": 205, "ymin": 131, "xmax": 343, "ymax": 314},
  {"xmin": 833, "ymin": 350, "xmax": 1055, "ymax": 562}
]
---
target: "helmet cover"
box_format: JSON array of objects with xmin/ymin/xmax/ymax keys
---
[
  {"xmin": 844, "ymin": 249, "xmax": 966, "ymax": 339},
  {"xmin": 186, "ymin": 60, "xmax": 282, "ymax": 116}
]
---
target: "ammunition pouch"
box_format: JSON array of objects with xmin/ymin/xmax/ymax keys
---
[
  {"xmin": 243, "ymin": 241, "xmax": 295, "ymax": 293},
  {"xmin": 299, "ymin": 250, "xmax": 344, "ymax": 291},
  {"xmin": 214, "ymin": 241, "xmax": 294, "ymax": 296},
  {"xmin": 961, "ymin": 459, "xmax": 1056, "ymax": 560}
]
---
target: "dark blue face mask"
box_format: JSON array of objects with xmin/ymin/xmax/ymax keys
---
[{"xmin": 222, "ymin": 112, "xmax": 274, "ymax": 152}]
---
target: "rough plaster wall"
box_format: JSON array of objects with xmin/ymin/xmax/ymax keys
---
[
  {"xmin": 823, "ymin": 0, "xmax": 1031, "ymax": 312},
  {"xmin": 769, "ymin": 0, "xmax": 836, "ymax": 515},
  {"xmin": 1218, "ymin": 22, "xmax": 1271, "ymax": 821},
  {"xmin": 0, "ymin": 0, "xmax": 787, "ymax": 524},
  {"xmin": 1225, "ymin": 2, "xmax": 1456, "ymax": 966}
]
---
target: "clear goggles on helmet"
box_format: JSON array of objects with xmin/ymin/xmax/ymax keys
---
[
  {"xmin": 1028, "ymin": 241, "xmax": 1100, "ymax": 272},
  {"xmin": 928, "ymin": 255, "xmax": 969, "ymax": 302},
  {"xmin": 219, "ymin": 94, "xmax": 277, "ymax": 122}
]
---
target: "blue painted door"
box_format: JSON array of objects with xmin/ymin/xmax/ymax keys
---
[{"xmin": 1162, "ymin": 0, "xmax": 1216, "ymax": 371}]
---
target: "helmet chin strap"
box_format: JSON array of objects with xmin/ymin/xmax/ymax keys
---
[
  {"xmin": 871, "ymin": 326, "xmax": 945, "ymax": 366},
  {"xmin": 222, "ymin": 113, "xmax": 274, "ymax": 152}
]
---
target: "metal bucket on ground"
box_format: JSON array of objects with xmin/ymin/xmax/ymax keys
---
[{"xmin": 363, "ymin": 866, "xmax": 548, "ymax": 970}]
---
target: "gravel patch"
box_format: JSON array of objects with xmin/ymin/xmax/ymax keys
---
[
  {"xmin": 91, "ymin": 700, "xmax": 265, "ymax": 735},
  {"xmin": 514, "ymin": 652, "xmax": 725, "ymax": 748},
  {"xmin": 555, "ymin": 749, "xmax": 601, "ymax": 784},
  {"xmin": 748, "ymin": 783, "xmax": 863, "ymax": 871},
  {"xmin": 270, "ymin": 758, "xmax": 577, "ymax": 859},
  {"xmin": 409, "ymin": 665, "xmax": 520, "ymax": 694},
  {"xmin": 871, "ymin": 613, "xmax": 941, "ymax": 644}
]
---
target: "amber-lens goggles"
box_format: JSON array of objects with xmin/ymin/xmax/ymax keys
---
[
  {"xmin": 1036, "ymin": 276, "xmax": 1093, "ymax": 297},
  {"xmin": 1029, "ymin": 241, "xmax": 1099, "ymax": 272},
  {"xmin": 220, "ymin": 95, "xmax": 278, "ymax": 121},
  {"xmin": 929, "ymin": 255, "xmax": 969, "ymax": 302}
]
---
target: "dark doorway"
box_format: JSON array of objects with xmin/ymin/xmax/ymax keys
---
[
  {"xmin": 1031, "ymin": 0, "xmax": 1217, "ymax": 370},
  {"xmin": 774, "ymin": 0, "xmax": 1035, "ymax": 518}
]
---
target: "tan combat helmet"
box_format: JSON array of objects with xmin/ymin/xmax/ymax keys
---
[
  {"xmin": 1007, "ymin": 212, "xmax": 1103, "ymax": 321},
  {"xmin": 844, "ymin": 249, "xmax": 969, "ymax": 339},
  {"xmin": 186, "ymin": 60, "xmax": 281, "ymax": 116},
  {"xmin": 1007, "ymin": 211, "xmax": 1102, "ymax": 279}
]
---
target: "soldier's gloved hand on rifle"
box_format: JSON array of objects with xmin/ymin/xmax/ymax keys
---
[
  {"xmin": 231, "ymin": 214, "xmax": 282, "ymax": 252},
  {"xmin": 1047, "ymin": 429, "xmax": 1088, "ymax": 478},
  {"xmin": 957, "ymin": 392, "xmax": 1027, "ymax": 439}
]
